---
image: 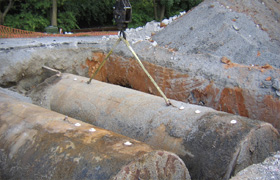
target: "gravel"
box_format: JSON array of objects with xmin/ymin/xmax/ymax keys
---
[
  {"xmin": 152, "ymin": 0, "xmax": 280, "ymax": 69},
  {"xmin": 231, "ymin": 151, "xmax": 280, "ymax": 180}
]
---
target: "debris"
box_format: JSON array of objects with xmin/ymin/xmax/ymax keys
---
[
  {"xmin": 232, "ymin": 25, "xmax": 240, "ymax": 31},
  {"xmin": 124, "ymin": 141, "xmax": 132, "ymax": 146},
  {"xmin": 261, "ymin": 64, "xmax": 273, "ymax": 69},
  {"xmin": 145, "ymin": 36, "xmax": 151, "ymax": 40},
  {"xmin": 42, "ymin": 65, "xmax": 62, "ymax": 76},
  {"xmin": 231, "ymin": 151, "xmax": 280, "ymax": 180},
  {"xmin": 221, "ymin": 56, "xmax": 232, "ymax": 64},
  {"xmin": 231, "ymin": 120, "xmax": 237, "ymax": 124},
  {"xmin": 199, "ymin": 101, "xmax": 205, "ymax": 106},
  {"xmin": 195, "ymin": 110, "xmax": 201, "ymax": 114},
  {"xmin": 74, "ymin": 123, "xmax": 81, "ymax": 127},
  {"xmin": 180, "ymin": 11, "xmax": 186, "ymax": 16},
  {"xmin": 151, "ymin": 41, "xmax": 158, "ymax": 47},
  {"xmin": 179, "ymin": 106, "xmax": 185, "ymax": 110},
  {"xmin": 64, "ymin": 116, "xmax": 69, "ymax": 122},
  {"xmin": 265, "ymin": 77, "xmax": 272, "ymax": 81},
  {"xmin": 272, "ymin": 79, "xmax": 280, "ymax": 90},
  {"xmin": 74, "ymin": 78, "xmax": 77, "ymax": 81},
  {"xmin": 261, "ymin": 80, "xmax": 273, "ymax": 88},
  {"xmin": 89, "ymin": 128, "xmax": 96, "ymax": 132},
  {"xmin": 160, "ymin": 22, "xmax": 167, "ymax": 28}
]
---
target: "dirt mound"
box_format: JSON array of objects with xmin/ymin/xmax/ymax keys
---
[{"xmin": 153, "ymin": 0, "xmax": 280, "ymax": 69}]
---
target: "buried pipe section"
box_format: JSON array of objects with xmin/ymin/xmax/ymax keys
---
[
  {"xmin": 0, "ymin": 92, "xmax": 190, "ymax": 180},
  {"xmin": 31, "ymin": 73, "xmax": 280, "ymax": 180}
]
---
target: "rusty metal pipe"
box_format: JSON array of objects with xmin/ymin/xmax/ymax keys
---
[
  {"xmin": 31, "ymin": 73, "xmax": 280, "ymax": 180},
  {"xmin": 0, "ymin": 92, "xmax": 190, "ymax": 180}
]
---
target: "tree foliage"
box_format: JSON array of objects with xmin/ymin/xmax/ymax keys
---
[
  {"xmin": 3, "ymin": 0, "xmax": 203, "ymax": 32},
  {"xmin": 4, "ymin": 0, "xmax": 77, "ymax": 32},
  {"xmin": 129, "ymin": 0, "xmax": 154, "ymax": 28},
  {"xmin": 0, "ymin": 0, "xmax": 14, "ymax": 25}
]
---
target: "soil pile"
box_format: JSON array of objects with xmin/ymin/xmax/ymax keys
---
[{"xmin": 153, "ymin": 0, "xmax": 280, "ymax": 69}]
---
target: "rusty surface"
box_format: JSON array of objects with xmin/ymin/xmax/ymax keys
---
[
  {"xmin": 192, "ymin": 83, "xmax": 280, "ymax": 130},
  {"xmin": 80, "ymin": 52, "xmax": 280, "ymax": 130},
  {"xmin": 31, "ymin": 73, "xmax": 280, "ymax": 180},
  {"xmin": 0, "ymin": 92, "xmax": 190, "ymax": 180},
  {"xmin": 83, "ymin": 52, "xmax": 203, "ymax": 101}
]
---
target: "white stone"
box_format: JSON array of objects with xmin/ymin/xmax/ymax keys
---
[
  {"xmin": 195, "ymin": 110, "xmax": 201, "ymax": 114},
  {"xmin": 89, "ymin": 128, "xmax": 96, "ymax": 132},
  {"xmin": 151, "ymin": 41, "xmax": 158, "ymax": 47},
  {"xmin": 231, "ymin": 120, "xmax": 237, "ymax": 124},
  {"xmin": 124, "ymin": 141, "xmax": 132, "ymax": 146},
  {"xmin": 162, "ymin": 19, "xmax": 170, "ymax": 25},
  {"xmin": 74, "ymin": 123, "xmax": 81, "ymax": 127}
]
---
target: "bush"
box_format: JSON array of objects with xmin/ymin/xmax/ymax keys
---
[{"xmin": 5, "ymin": 13, "xmax": 49, "ymax": 32}]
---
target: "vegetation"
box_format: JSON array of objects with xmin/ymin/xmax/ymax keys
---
[
  {"xmin": 1, "ymin": 0, "xmax": 202, "ymax": 32},
  {"xmin": 0, "ymin": 0, "xmax": 14, "ymax": 25}
]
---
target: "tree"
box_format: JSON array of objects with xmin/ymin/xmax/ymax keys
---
[
  {"xmin": 129, "ymin": 0, "xmax": 154, "ymax": 28},
  {"xmin": 51, "ymin": 0, "xmax": 57, "ymax": 27},
  {"xmin": 153, "ymin": 0, "xmax": 203, "ymax": 22},
  {"xmin": 0, "ymin": 0, "xmax": 14, "ymax": 25},
  {"xmin": 4, "ymin": 0, "xmax": 78, "ymax": 32},
  {"xmin": 153, "ymin": 0, "xmax": 180, "ymax": 21}
]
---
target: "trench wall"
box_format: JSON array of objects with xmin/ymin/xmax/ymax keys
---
[
  {"xmin": 0, "ymin": 38, "xmax": 279, "ymax": 130},
  {"xmin": 83, "ymin": 51, "xmax": 280, "ymax": 130}
]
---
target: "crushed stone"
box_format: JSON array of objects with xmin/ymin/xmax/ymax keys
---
[
  {"xmin": 231, "ymin": 151, "xmax": 280, "ymax": 180},
  {"xmin": 152, "ymin": 0, "xmax": 280, "ymax": 69}
]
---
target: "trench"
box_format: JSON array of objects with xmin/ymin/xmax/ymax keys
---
[
  {"xmin": 83, "ymin": 51, "xmax": 280, "ymax": 131},
  {"xmin": 1, "ymin": 44, "xmax": 280, "ymax": 179}
]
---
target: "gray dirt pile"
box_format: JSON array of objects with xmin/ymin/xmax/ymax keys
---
[
  {"xmin": 153, "ymin": 0, "xmax": 280, "ymax": 69},
  {"xmin": 230, "ymin": 151, "xmax": 280, "ymax": 180}
]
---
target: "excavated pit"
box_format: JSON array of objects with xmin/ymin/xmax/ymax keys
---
[
  {"xmin": 0, "ymin": 36, "xmax": 279, "ymax": 179},
  {"xmin": 1, "ymin": 0, "xmax": 280, "ymax": 179},
  {"xmin": 0, "ymin": 39, "xmax": 280, "ymax": 179},
  {"xmin": 28, "ymin": 72, "xmax": 280, "ymax": 180},
  {"xmin": 84, "ymin": 51, "xmax": 280, "ymax": 131}
]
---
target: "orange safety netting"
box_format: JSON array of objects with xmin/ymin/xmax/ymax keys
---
[{"xmin": 0, "ymin": 25, "xmax": 118, "ymax": 38}]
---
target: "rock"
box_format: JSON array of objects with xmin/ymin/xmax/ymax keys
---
[
  {"xmin": 261, "ymin": 80, "xmax": 273, "ymax": 88},
  {"xmin": 273, "ymin": 79, "xmax": 280, "ymax": 90},
  {"xmin": 276, "ymin": 91, "xmax": 280, "ymax": 97},
  {"xmin": 232, "ymin": 24, "xmax": 240, "ymax": 31},
  {"xmin": 266, "ymin": 76, "xmax": 272, "ymax": 81},
  {"xmin": 230, "ymin": 152, "xmax": 280, "ymax": 180}
]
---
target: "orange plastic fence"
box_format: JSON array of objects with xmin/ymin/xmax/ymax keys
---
[{"xmin": 0, "ymin": 25, "xmax": 118, "ymax": 38}]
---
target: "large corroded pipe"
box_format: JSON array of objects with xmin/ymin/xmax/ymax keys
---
[
  {"xmin": 31, "ymin": 73, "xmax": 280, "ymax": 180},
  {"xmin": 0, "ymin": 92, "xmax": 190, "ymax": 180}
]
